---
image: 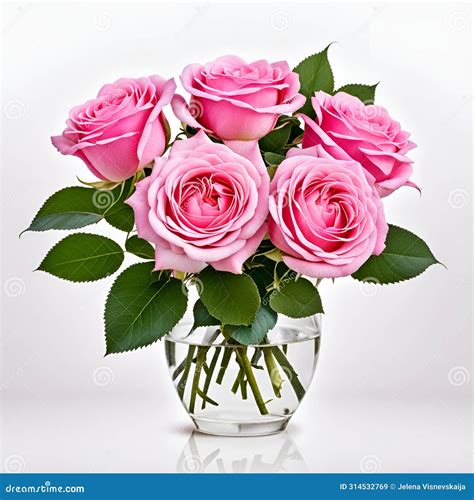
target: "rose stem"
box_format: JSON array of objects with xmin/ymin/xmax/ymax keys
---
[
  {"xmin": 189, "ymin": 346, "xmax": 207, "ymax": 414},
  {"xmin": 166, "ymin": 340, "xmax": 176, "ymax": 367},
  {"xmin": 177, "ymin": 345, "xmax": 196, "ymax": 400},
  {"xmin": 235, "ymin": 348, "xmax": 269, "ymax": 415},
  {"xmin": 172, "ymin": 358, "xmax": 187, "ymax": 381},
  {"xmin": 263, "ymin": 348, "xmax": 283, "ymax": 398},
  {"xmin": 240, "ymin": 375, "xmax": 248, "ymax": 400},
  {"xmin": 231, "ymin": 368, "xmax": 243, "ymax": 394},
  {"xmin": 216, "ymin": 348, "xmax": 233, "ymax": 385},
  {"xmin": 251, "ymin": 347, "xmax": 263, "ymax": 368},
  {"xmin": 270, "ymin": 346, "xmax": 306, "ymax": 401},
  {"xmin": 201, "ymin": 347, "xmax": 222, "ymax": 409}
]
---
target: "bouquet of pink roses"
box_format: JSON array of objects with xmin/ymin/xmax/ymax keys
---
[{"xmin": 26, "ymin": 47, "xmax": 439, "ymax": 434}]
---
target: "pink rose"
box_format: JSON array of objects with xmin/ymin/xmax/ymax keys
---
[
  {"xmin": 171, "ymin": 55, "xmax": 305, "ymax": 141},
  {"xmin": 126, "ymin": 130, "xmax": 269, "ymax": 274},
  {"xmin": 51, "ymin": 76, "xmax": 176, "ymax": 182},
  {"xmin": 301, "ymin": 91, "xmax": 417, "ymax": 197},
  {"xmin": 268, "ymin": 146, "xmax": 388, "ymax": 278}
]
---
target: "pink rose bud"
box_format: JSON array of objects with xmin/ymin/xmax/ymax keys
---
[
  {"xmin": 301, "ymin": 91, "xmax": 417, "ymax": 197},
  {"xmin": 269, "ymin": 146, "xmax": 388, "ymax": 278},
  {"xmin": 51, "ymin": 76, "xmax": 176, "ymax": 182},
  {"xmin": 171, "ymin": 55, "xmax": 305, "ymax": 141},
  {"xmin": 126, "ymin": 130, "xmax": 270, "ymax": 274}
]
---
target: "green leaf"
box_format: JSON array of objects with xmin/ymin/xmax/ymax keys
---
[
  {"xmin": 104, "ymin": 181, "xmax": 135, "ymax": 232},
  {"xmin": 24, "ymin": 181, "xmax": 135, "ymax": 234},
  {"xmin": 336, "ymin": 83, "xmax": 378, "ymax": 103},
  {"xmin": 105, "ymin": 262, "xmax": 188, "ymax": 354},
  {"xmin": 227, "ymin": 305, "xmax": 277, "ymax": 345},
  {"xmin": 259, "ymin": 124, "xmax": 291, "ymax": 153},
  {"xmin": 270, "ymin": 277, "xmax": 323, "ymax": 318},
  {"xmin": 293, "ymin": 45, "xmax": 334, "ymax": 117},
  {"xmin": 25, "ymin": 187, "xmax": 105, "ymax": 233},
  {"xmin": 198, "ymin": 268, "xmax": 260, "ymax": 326},
  {"xmin": 264, "ymin": 152, "xmax": 286, "ymax": 166},
  {"xmin": 192, "ymin": 299, "xmax": 220, "ymax": 331},
  {"xmin": 125, "ymin": 235, "xmax": 154, "ymax": 260},
  {"xmin": 38, "ymin": 233, "xmax": 124, "ymax": 282},
  {"xmin": 351, "ymin": 225, "xmax": 440, "ymax": 284}
]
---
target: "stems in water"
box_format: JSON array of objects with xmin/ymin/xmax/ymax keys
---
[
  {"xmin": 216, "ymin": 347, "xmax": 233, "ymax": 385},
  {"xmin": 263, "ymin": 348, "xmax": 283, "ymax": 398},
  {"xmin": 271, "ymin": 346, "xmax": 306, "ymax": 401},
  {"xmin": 189, "ymin": 346, "xmax": 207, "ymax": 414},
  {"xmin": 177, "ymin": 345, "xmax": 196, "ymax": 400},
  {"xmin": 201, "ymin": 346, "xmax": 222, "ymax": 409},
  {"xmin": 235, "ymin": 348, "xmax": 269, "ymax": 415}
]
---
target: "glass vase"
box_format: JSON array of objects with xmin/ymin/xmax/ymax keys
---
[{"xmin": 164, "ymin": 292, "xmax": 321, "ymax": 437}]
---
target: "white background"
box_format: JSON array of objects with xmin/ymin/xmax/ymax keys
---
[{"xmin": 1, "ymin": 0, "xmax": 472, "ymax": 473}]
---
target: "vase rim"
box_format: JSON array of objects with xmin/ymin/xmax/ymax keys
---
[{"xmin": 164, "ymin": 330, "xmax": 321, "ymax": 348}]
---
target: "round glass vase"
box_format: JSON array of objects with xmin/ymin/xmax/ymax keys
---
[{"xmin": 164, "ymin": 292, "xmax": 321, "ymax": 437}]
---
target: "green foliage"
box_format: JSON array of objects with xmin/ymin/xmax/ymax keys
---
[
  {"xmin": 270, "ymin": 277, "xmax": 324, "ymax": 318},
  {"xmin": 293, "ymin": 45, "xmax": 334, "ymax": 117},
  {"xmin": 264, "ymin": 152, "xmax": 286, "ymax": 167},
  {"xmin": 25, "ymin": 187, "xmax": 105, "ymax": 232},
  {"xmin": 25, "ymin": 180, "xmax": 135, "ymax": 234},
  {"xmin": 336, "ymin": 83, "xmax": 378, "ymax": 103},
  {"xmin": 38, "ymin": 233, "xmax": 124, "ymax": 282},
  {"xmin": 125, "ymin": 235, "xmax": 154, "ymax": 260},
  {"xmin": 227, "ymin": 305, "xmax": 277, "ymax": 345},
  {"xmin": 103, "ymin": 180, "xmax": 135, "ymax": 232},
  {"xmin": 352, "ymin": 225, "xmax": 440, "ymax": 284},
  {"xmin": 198, "ymin": 268, "xmax": 261, "ymax": 326},
  {"xmin": 191, "ymin": 299, "xmax": 220, "ymax": 331},
  {"xmin": 105, "ymin": 262, "xmax": 188, "ymax": 354},
  {"xmin": 259, "ymin": 124, "xmax": 291, "ymax": 153}
]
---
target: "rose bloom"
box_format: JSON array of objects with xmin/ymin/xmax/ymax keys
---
[
  {"xmin": 127, "ymin": 130, "xmax": 270, "ymax": 274},
  {"xmin": 301, "ymin": 91, "xmax": 416, "ymax": 197},
  {"xmin": 51, "ymin": 76, "xmax": 176, "ymax": 182},
  {"xmin": 172, "ymin": 55, "xmax": 305, "ymax": 141},
  {"xmin": 269, "ymin": 147, "xmax": 388, "ymax": 278}
]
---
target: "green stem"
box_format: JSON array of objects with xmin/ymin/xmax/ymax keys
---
[
  {"xmin": 263, "ymin": 349, "xmax": 282, "ymax": 398},
  {"xmin": 235, "ymin": 348, "xmax": 269, "ymax": 415},
  {"xmin": 165, "ymin": 339, "xmax": 176, "ymax": 367},
  {"xmin": 231, "ymin": 368, "xmax": 243, "ymax": 394},
  {"xmin": 172, "ymin": 354, "xmax": 188, "ymax": 381},
  {"xmin": 240, "ymin": 375, "xmax": 248, "ymax": 400},
  {"xmin": 216, "ymin": 347, "xmax": 232, "ymax": 385},
  {"xmin": 271, "ymin": 346, "xmax": 306, "ymax": 401},
  {"xmin": 201, "ymin": 346, "xmax": 222, "ymax": 409},
  {"xmin": 250, "ymin": 347, "xmax": 263, "ymax": 368},
  {"xmin": 189, "ymin": 346, "xmax": 207, "ymax": 414},
  {"xmin": 177, "ymin": 345, "xmax": 196, "ymax": 400}
]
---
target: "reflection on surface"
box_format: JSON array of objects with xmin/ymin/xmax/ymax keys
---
[{"xmin": 176, "ymin": 431, "xmax": 307, "ymax": 473}]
